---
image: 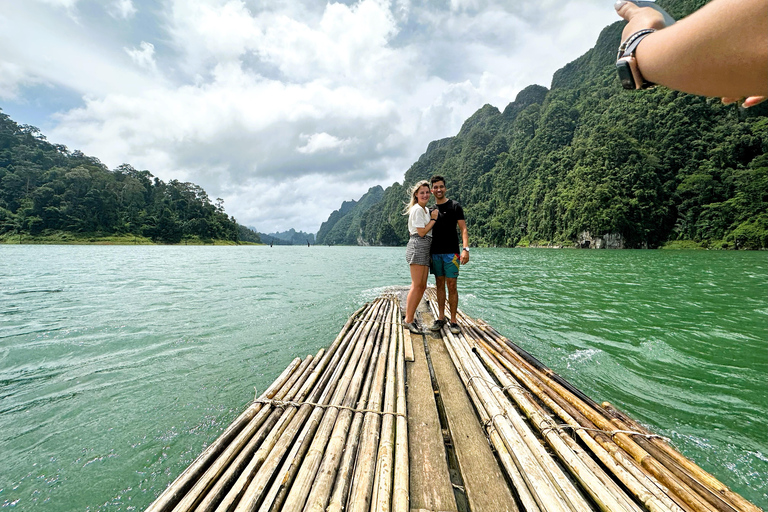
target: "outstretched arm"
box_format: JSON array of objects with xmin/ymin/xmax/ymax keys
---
[{"xmin": 616, "ymin": 0, "xmax": 767, "ymax": 102}]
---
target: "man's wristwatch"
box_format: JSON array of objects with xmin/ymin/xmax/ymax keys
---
[
  {"xmin": 462, "ymin": 247, "xmax": 470, "ymax": 252},
  {"xmin": 616, "ymin": 29, "xmax": 656, "ymax": 90}
]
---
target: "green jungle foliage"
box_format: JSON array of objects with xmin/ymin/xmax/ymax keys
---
[
  {"xmin": 316, "ymin": 186, "xmax": 384, "ymax": 245},
  {"xmin": 326, "ymin": 15, "xmax": 768, "ymax": 249},
  {"xmin": 0, "ymin": 109, "xmax": 260, "ymax": 244}
]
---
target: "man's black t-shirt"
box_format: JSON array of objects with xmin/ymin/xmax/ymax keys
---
[{"xmin": 430, "ymin": 199, "xmax": 464, "ymax": 255}]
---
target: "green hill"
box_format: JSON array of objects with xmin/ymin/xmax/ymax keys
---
[
  {"xmin": 0, "ymin": 109, "xmax": 260, "ymax": 244},
  {"xmin": 320, "ymin": 14, "xmax": 768, "ymax": 249},
  {"xmin": 316, "ymin": 186, "xmax": 385, "ymax": 245}
]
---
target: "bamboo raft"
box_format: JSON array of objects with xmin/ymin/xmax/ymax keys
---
[{"xmin": 146, "ymin": 288, "xmax": 762, "ymax": 512}]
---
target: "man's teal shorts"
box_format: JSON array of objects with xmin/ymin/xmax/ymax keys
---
[{"xmin": 431, "ymin": 253, "xmax": 460, "ymax": 278}]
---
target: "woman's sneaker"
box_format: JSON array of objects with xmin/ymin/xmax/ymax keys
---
[
  {"xmin": 429, "ymin": 319, "xmax": 446, "ymax": 331},
  {"xmin": 404, "ymin": 321, "xmax": 422, "ymax": 334}
]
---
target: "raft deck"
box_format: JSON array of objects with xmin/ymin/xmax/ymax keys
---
[{"xmin": 146, "ymin": 288, "xmax": 762, "ymax": 512}]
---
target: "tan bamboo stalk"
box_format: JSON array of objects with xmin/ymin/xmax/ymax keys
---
[
  {"xmin": 431, "ymin": 292, "xmax": 590, "ymax": 511},
  {"xmin": 442, "ymin": 324, "xmax": 584, "ymax": 512},
  {"xmin": 320, "ymin": 298, "xmax": 390, "ymax": 512},
  {"xmin": 204, "ymin": 304, "xmax": 367, "ymax": 512},
  {"xmin": 294, "ymin": 299, "xmax": 391, "ymax": 512},
  {"xmin": 601, "ymin": 403, "xmax": 759, "ymax": 512},
  {"xmin": 474, "ymin": 322, "xmax": 696, "ymax": 512},
  {"xmin": 256, "ymin": 404, "xmax": 324, "ymax": 512},
  {"xmin": 326, "ymin": 312, "xmax": 383, "ymax": 512},
  {"xmin": 146, "ymin": 357, "xmax": 303, "ymax": 512},
  {"xmin": 345, "ymin": 300, "xmax": 395, "ymax": 512},
  {"xmin": 476, "ymin": 321, "xmax": 720, "ymax": 512},
  {"xmin": 437, "ymin": 313, "xmax": 542, "ymax": 512},
  {"xmin": 470, "ymin": 340, "xmax": 642, "ymax": 512},
  {"xmin": 255, "ymin": 302, "xmax": 384, "ymax": 512},
  {"xmin": 475, "ymin": 331, "xmax": 683, "ymax": 512},
  {"xmin": 392, "ymin": 297, "xmax": 409, "ymax": 512},
  {"xmin": 172, "ymin": 355, "xmax": 317, "ymax": 512},
  {"xmin": 170, "ymin": 304, "xmax": 367, "ymax": 512},
  {"xmin": 624, "ymin": 436, "xmax": 740, "ymax": 512},
  {"xmin": 428, "ymin": 321, "xmax": 574, "ymax": 512},
  {"xmin": 192, "ymin": 353, "xmax": 321, "ymax": 512},
  {"xmin": 232, "ymin": 299, "xmax": 385, "ymax": 512},
  {"xmin": 402, "ymin": 318, "xmax": 414, "ymax": 362},
  {"xmin": 371, "ymin": 298, "xmax": 399, "ymax": 512}
]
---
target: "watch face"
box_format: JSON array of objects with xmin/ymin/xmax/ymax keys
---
[{"xmin": 616, "ymin": 59, "xmax": 636, "ymax": 90}]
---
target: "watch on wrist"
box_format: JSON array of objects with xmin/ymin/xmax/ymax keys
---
[
  {"xmin": 462, "ymin": 247, "xmax": 470, "ymax": 252},
  {"xmin": 616, "ymin": 29, "xmax": 656, "ymax": 90}
]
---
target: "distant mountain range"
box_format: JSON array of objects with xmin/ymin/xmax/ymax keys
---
[{"xmin": 256, "ymin": 228, "xmax": 315, "ymax": 246}]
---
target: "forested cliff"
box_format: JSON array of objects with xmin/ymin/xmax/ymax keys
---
[
  {"xmin": 322, "ymin": 7, "xmax": 768, "ymax": 249},
  {"xmin": 0, "ymin": 109, "xmax": 259, "ymax": 244}
]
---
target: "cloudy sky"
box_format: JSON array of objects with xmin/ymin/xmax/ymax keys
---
[{"xmin": 0, "ymin": 0, "xmax": 619, "ymax": 234}]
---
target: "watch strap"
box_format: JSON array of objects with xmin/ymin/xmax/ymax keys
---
[
  {"xmin": 617, "ymin": 29, "xmax": 656, "ymax": 59},
  {"xmin": 617, "ymin": 29, "xmax": 657, "ymax": 89}
]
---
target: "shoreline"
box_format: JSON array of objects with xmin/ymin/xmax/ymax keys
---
[
  {"xmin": 0, "ymin": 233, "xmax": 260, "ymax": 246},
  {"xmin": 2, "ymin": 234, "xmax": 759, "ymax": 250}
]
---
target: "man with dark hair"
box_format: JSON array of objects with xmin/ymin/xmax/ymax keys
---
[{"xmin": 428, "ymin": 175, "xmax": 469, "ymax": 334}]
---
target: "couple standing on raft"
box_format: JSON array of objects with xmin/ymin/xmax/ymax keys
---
[{"xmin": 402, "ymin": 175, "xmax": 470, "ymax": 335}]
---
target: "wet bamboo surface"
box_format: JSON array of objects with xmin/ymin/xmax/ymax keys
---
[{"xmin": 146, "ymin": 289, "xmax": 762, "ymax": 512}]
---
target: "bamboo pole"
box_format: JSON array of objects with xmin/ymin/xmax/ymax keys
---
[
  {"xmin": 403, "ymin": 323, "xmax": 415, "ymax": 362},
  {"xmin": 469, "ymin": 341, "xmax": 642, "ymax": 512},
  {"xmin": 469, "ymin": 314, "xmax": 722, "ymax": 512},
  {"xmin": 234, "ymin": 299, "xmax": 385, "ymax": 512},
  {"xmin": 441, "ymin": 326, "xmax": 584, "ymax": 512},
  {"xmin": 173, "ymin": 355, "xmax": 315, "ymax": 512},
  {"xmin": 346, "ymin": 300, "xmax": 395, "ymax": 512},
  {"xmin": 475, "ymin": 330, "xmax": 683, "ymax": 512},
  {"xmin": 392, "ymin": 297, "xmax": 410, "ymax": 512},
  {"xmin": 209, "ymin": 305, "xmax": 366, "ymax": 512},
  {"xmin": 256, "ymin": 341, "xmax": 371, "ymax": 512},
  {"xmin": 437, "ymin": 310, "xmax": 543, "ymax": 512},
  {"xmin": 146, "ymin": 357, "xmax": 303, "ymax": 512},
  {"xmin": 422, "ymin": 306, "xmax": 576, "ymax": 512},
  {"xmin": 602, "ymin": 403, "xmax": 760, "ymax": 512},
  {"xmin": 326, "ymin": 308, "xmax": 383, "ymax": 512},
  {"xmin": 164, "ymin": 304, "xmax": 367, "ymax": 512},
  {"xmin": 192, "ymin": 353, "xmax": 321, "ymax": 512},
  {"xmin": 371, "ymin": 297, "xmax": 399, "ymax": 512},
  {"xmin": 474, "ymin": 321, "xmax": 696, "ymax": 512},
  {"xmin": 295, "ymin": 299, "xmax": 391, "ymax": 512}
]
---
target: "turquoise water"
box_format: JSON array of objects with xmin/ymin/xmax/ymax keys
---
[{"xmin": 1, "ymin": 246, "xmax": 766, "ymax": 510}]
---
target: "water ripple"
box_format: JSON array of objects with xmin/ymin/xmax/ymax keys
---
[{"xmin": 0, "ymin": 246, "xmax": 765, "ymax": 510}]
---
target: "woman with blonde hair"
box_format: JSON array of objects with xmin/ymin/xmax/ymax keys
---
[{"xmin": 403, "ymin": 180, "xmax": 439, "ymax": 333}]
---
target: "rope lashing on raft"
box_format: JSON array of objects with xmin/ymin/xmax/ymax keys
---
[
  {"xmin": 352, "ymin": 317, "xmax": 403, "ymax": 326},
  {"xmin": 538, "ymin": 423, "xmax": 671, "ymax": 442},
  {"xmin": 252, "ymin": 397, "xmax": 408, "ymax": 419}
]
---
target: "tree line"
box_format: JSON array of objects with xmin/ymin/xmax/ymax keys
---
[{"xmin": 0, "ymin": 109, "xmax": 260, "ymax": 244}]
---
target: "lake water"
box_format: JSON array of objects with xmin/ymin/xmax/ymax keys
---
[{"xmin": 1, "ymin": 245, "xmax": 766, "ymax": 510}]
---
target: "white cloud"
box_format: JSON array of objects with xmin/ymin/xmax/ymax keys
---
[
  {"xmin": 0, "ymin": 62, "xmax": 37, "ymax": 100},
  {"xmin": 33, "ymin": 0, "xmax": 80, "ymax": 10},
  {"xmin": 125, "ymin": 41, "xmax": 157, "ymax": 71},
  {"xmin": 0, "ymin": 4, "xmax": 160, "ymax": 98},
  {"xmin": 296, "ymin": 133, "xmax": 353, "ymax": 154},
  {"xmin": 109, "ymin": 0, "xmax": 137, "ymax": 19},
  {"xmin": 3, "ymin": 0, "xmax": 623, "ymax": 233}
]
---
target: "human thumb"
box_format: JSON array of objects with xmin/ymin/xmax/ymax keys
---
[{"xmin": 615, "ymin": 0, "xmax": 640, "ymax": 20}]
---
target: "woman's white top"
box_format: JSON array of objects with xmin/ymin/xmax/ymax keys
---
[{"xmin": 408, "ymin": 204, "xmax": 432, "ymax": 237}]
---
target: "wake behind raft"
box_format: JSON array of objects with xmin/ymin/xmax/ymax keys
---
[{"xmin": 145, "ymin": 287, "xmax": 762, "ymax": 512}]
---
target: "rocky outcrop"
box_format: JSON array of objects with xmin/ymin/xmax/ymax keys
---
[{"xmin": 577, "ymin": 231, "xmax": 625, "ymax": 249}]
